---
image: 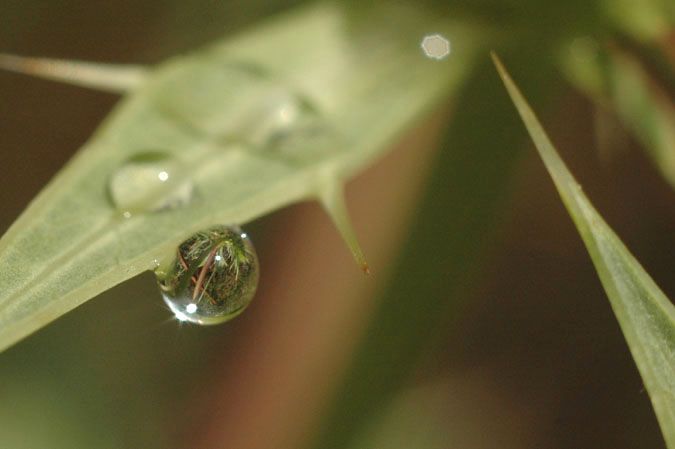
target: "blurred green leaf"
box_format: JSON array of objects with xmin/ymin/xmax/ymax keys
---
[
  {"xmin": 310, "ymin": 46, "xmax": 556, "ymax": 449},
  {"xmin": 560, "ymin": 40, "xmax": 675, "ymax": 189},
  {"xmin": 0, "ymin": 2, "xmax": 485, "ymax": 352},
  {"xmin": 494, "ymin": 53, "xmax": 675, "ymax": 448},
  {"xmin": 600, "ymin": 0, "xmax": 675, "ymax": 43}
]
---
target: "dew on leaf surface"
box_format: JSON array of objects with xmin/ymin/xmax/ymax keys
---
[
  {"xmin": 107, "ymin": 151, "xmax": 194, "ymax": 216},
  {"xmin": 152, "ymin": 61, "xmax": 335, "ymax": 162}
]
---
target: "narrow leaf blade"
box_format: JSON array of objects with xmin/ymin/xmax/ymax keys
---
[
  {"xmin": 0, "ymin": 53, "xmax": 147, "ymax": 93},
  {"xmin": 493, "ymin": 52, "xmax": 675, "ymax": 448}
]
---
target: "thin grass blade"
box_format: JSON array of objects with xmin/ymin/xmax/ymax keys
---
[
  {"xmin": 0, "ymin": 53, "xmax": 147, "ymax": 93},
  {"xmin": 493, "ymin": 52, "xmax": 675, "ymax": 448}
]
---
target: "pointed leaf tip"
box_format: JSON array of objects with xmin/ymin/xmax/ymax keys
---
[
  {"xmin": 0, "ymin": 53, "xmax": 147, "ymax": 93},
  {"xmin": 317, "ymin": 180, "xmax": 369, "ymax": 274},
  {"xmin": 490, "ymin": 51, "xmax": 505, "ymax": 78},
  {"xmin": 491, "ymin": 51, "xmax": 578, "ymax": 195},
  {"xmin": 492, "ymin": 53, "xmax": 675, "ymax": 449}
]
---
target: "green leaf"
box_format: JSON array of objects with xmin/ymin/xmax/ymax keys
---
[
  {"xmin": 493, "ymin": 53, "xmax": 675, "ymax": 448},
  {"xmin": 0, "ymin": 2, "xmax": 485, "ymax": 352},
  {"xmin": 560, "ymin": 41, "xmax": 675, "ymax": 189},
  {"xmin": 0, "ymin": 53, "xmax": 147, "ymax": 93},
  {"xmin": 599, "ymin": 0, "xmax": 675, "ymax": 43}
]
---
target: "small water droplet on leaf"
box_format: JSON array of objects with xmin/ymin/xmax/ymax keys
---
[
  {"xmin": 151, "ymin": 61, "xmax": 335, "ymax": 163},
  {"xmin": 108, "ymin": 152, "xmax": 194, "ymax": 216},
  {"xmin": 155, "ymin": 225, "xmax": 259, "ymax": 325}
]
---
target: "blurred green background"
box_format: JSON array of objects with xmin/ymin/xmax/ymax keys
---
[{"xmin": 1, "ymin": 1, "xmax": 674, "ymax": 448}]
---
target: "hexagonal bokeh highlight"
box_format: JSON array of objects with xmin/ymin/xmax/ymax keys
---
[{"xmin": 420, "ymin": 34, "xmax": 451, "ymax": 60}]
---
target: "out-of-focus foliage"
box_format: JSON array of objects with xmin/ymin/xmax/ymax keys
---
[{"xmin": 561, "ymin": 40, "xmax": 675, "ymax": 188}]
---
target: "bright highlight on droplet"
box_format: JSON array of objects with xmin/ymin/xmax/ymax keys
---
[
  {"xmin": 186, "ymin": 303, "xmax": 198, "ymax": 314},
  {"xmin": 420, "ymin": 34, "xmax": 450, "ymax": 60},
  {"xmin": 158, "ymin": 171, "xmax": 169, "ymax": 181}
]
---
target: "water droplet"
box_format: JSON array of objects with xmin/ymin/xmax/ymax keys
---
[
  {"xmin": 151, "ymin": 61, "xmax": 334, "ymax": 162},
  {"xmin": 253, "ymin": 100, "xmax": 336, "ymax": 162},
  {"xmin": 153, "ymin": 62, "xmax": 301, "ymax": 138},
  {"xmin": 155, "ymin": 225, "xmax": 259, "ymax": 325},
  {"xmin": 246, "ymin": 91, "xmax": 303, "ymax": 146},
  {"xmin": 108, "ymin": 152, "xmax": 194, "ymax": 215}
]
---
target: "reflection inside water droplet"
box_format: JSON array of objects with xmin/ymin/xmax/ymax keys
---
[
  {"xmin": 107, "ymin": 152, "xmax": 194, "ymax": 216},
  {"xmin": 155, "ymin": 225, "xmax": 259, "ymax": 325}
]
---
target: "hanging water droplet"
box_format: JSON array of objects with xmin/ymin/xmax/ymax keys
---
[
  {"xmin": 155, "ymin": 225, "xmax": 259, "ymax": 325},
  {"xmin": 107, "ymin": 152, "xmax": 194, "ymax": 216}
]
